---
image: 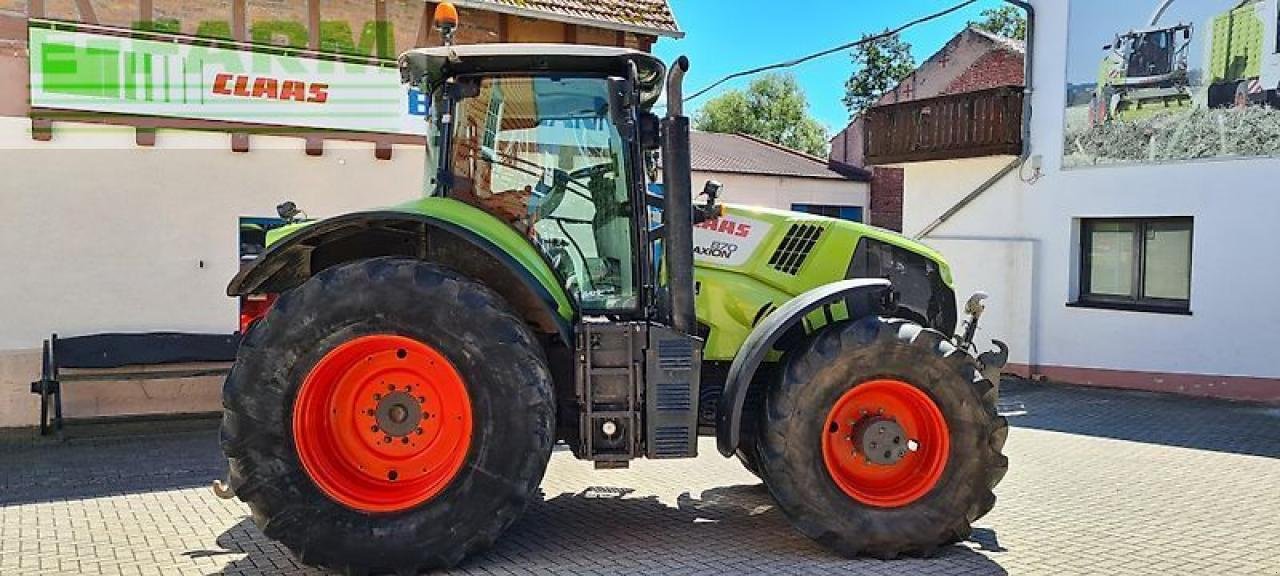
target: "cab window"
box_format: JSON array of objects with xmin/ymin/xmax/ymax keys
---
[{"xmin": 450, "ymin": 76, "xmax": 637, "ymax": 312}]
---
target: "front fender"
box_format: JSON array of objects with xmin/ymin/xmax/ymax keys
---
[{"xmin": 714, "ymin": 278, "xmax": 891, "ymax": 456}]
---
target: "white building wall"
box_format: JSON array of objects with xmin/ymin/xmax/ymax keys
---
[
  {"xmin": 899, "ymin": 0, "xmax": 1280, "ymax": 400},
  {"xmin": 901, "ymin": 156, "xmax": 1033, "ymax": 369},
  {"xmin": 0, "ymin": 118, "xmax": 425, "ymax": 427},
  {"xmin": 692, "ymin": 170, "xmax": 869, "ymax": 215}
]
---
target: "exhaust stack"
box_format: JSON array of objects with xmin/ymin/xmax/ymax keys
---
[{"xmin": 661, "ymin": 56, "xmax": 696, "ymax": 335}]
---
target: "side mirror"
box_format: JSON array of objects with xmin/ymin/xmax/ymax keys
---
[
  {"xmin": 606, "ymin": 76, "xmax": 635, "ymax": 129},
  {"xmin": 639, "ymin": 112, "xmax": 661, "ymax": 150},
  {"xmin": 276, "ymin": 201, "xmax": 301, "ymax": 222},
  {"xmin": 693, "ymin": 180, "xmax": 723, "ymax": 224}
]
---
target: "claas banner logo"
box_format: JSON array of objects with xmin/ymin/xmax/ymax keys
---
[{"xmin": 28, "ymin": 21, "xmax": 426, "ymax": 135}]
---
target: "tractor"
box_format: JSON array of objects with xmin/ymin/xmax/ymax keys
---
[
  {"xmin": 1091, "ymin": 4, "xmax": 1195, "ymax": 125},
  {"xmin": 218, "ymin": 5, "xmax": 1009, "ymax": 573}
]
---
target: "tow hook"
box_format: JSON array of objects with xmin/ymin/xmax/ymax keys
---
[
  {"xmin": 212, "ymin": 478, "xmax": 236, "ymax": 500},
  {"xmin": 979, "ymin": 340, "xmax": 1009, "ymax": 387},
  {"xmin": 956, "ymin": 291, "xmax": 1009, "ymax": 386}
]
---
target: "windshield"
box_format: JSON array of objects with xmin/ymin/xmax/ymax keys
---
[
  {"xmin": 447, "ymin": 76, "xmax": 637, "ymax": 312},
  {"xmin": 1125, "ymin": 31, "xmax": 1174, "ymax": 77}
]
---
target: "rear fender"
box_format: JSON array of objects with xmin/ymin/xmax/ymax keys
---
[
  {"xmin": 714, "ymin": 279, "xmax": 892, "ymax": 456},
  {"xmin": 228, "ymin": 209, "xmax": 574, "ymax": 345}
]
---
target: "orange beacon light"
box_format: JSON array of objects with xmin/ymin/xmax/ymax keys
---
[{"xmin": 434, "ymin": 2, "xmax": 460, "ymax": 44}]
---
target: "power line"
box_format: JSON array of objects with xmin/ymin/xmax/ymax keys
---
[{"xmin": 683, "ymin": 0, "xmax": 979, "ymax": 103}]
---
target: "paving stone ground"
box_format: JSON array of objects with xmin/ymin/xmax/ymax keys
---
[{"xmin": 2, "ymin": 380, "xmax": 1278, "ymax": 575}]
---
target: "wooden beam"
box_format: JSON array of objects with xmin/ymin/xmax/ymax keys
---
[
  {"xmin": 139, "ymin": 0, "xmax": 153, "ymax": 27},
  {"xmin": 615, "ymin": 31, "xmax": 625, "ymax": 47},
  {"xmin": 498, "ymin": 14, "xmax": 509, "ymax": 42},
  {"xmin": 308, "ymin": 0, "xmax": 321, "ymax": 50},
  {"xmin": 418, "ymin": 3, "xmax": 435, "ymax": 47},
  {"xmin": 29, "ymin": 0, "xmax": 45, "ymax": 18},
  {"xmin": 565, "ymin": 25, "xmax": 577, "ymax": 44},
  {"xmin": 135, "ymin": 126, "xmax": 157, "ymax": 147},
  {"xmin": 232, "ymin": 0, "xmax": 246, "ymax": 41},
  {"xmin": 74, "ymin": 0, "xmax": 98, "ymax": 24},
  {"xmin": 375, "ymin": 0, "xmax": 388, "ymax": 57},
  {"xmin": 31, "ymin": 118, "xmax": 52, "ymax": 142},
  {"xmin": 232, "ymin": 0, "xmax": 248, "ymax": 153},
  {"xmin": 231, "ymin": 133, "xmax": 250, "ymax": 153}
]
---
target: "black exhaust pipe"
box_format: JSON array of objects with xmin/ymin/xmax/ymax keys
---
[{"xmin": 661, "ymin": 56, "xmax": 695, "ymax": 335}]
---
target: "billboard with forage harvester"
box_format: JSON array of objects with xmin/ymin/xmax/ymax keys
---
[{"xmin": 1064, "ymin": 0, "xmax": 1280, "ymax": 168}]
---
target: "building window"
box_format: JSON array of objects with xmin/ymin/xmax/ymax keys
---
[
  {"xmin": 791, "ymin": 203, "xmax": 863, "ymax": 222},
  {"xmin": 1075, "ymin": 217, "xmax": 1192, "ymax": 314}
]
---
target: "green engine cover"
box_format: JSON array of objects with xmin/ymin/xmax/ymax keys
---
[{"xmin": 690, "ymin": 205, "xmax": 952, "ymax": 361}]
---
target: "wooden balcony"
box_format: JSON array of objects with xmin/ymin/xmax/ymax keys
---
[{"xmin": 863, "ymin": 85, "xmax": 1023, "ymax": 165}]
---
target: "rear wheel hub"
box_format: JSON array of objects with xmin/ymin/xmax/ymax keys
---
[
  {"xmin": 293, "ymin": 334, "xmax": 472, "ymax": 513},
  {"xmin": 821, "ymin": 379, "xmax": 950, "ymax": 508}
]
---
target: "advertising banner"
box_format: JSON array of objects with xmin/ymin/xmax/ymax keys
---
[
  {"xmin": 1064, "ymin": 0, "xmax": 1280, "ymax": 168},
  {"xmin": 28, "ymin": 22, "xmax": 428, "ymax": 136}
]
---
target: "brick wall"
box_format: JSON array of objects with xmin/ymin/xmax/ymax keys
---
[
  {"xmin": 869, "ymin": 166, "xmax": 903, "ymax": 232},
  {"xmin": 944, "ymin": 49, "xmax": 1025, "ymax": 94}
]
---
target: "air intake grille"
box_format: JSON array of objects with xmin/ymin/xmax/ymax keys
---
[
  {"xmin": 768, "ymin": 224, "xmax": 825, "ymax": 275},
  {"xmin": 652, "ymin": 426, "xmax": 691, "ymax": 457}
]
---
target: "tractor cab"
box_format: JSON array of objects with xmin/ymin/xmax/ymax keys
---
[
  {"xmin": 400, "ymin": 44, "xmax": 686, "ymax": 318},
  {"xmin": 1105, "ymin": 24, "xmax": 1192, "ymax": 88}
]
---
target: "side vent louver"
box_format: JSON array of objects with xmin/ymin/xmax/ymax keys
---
[{"xmin": 768, "ymin": 223, "xmax": 825, "ymax": 275}]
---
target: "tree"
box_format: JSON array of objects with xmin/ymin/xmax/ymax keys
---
[
  {"xmin": 694, "ymin": 73, "xmax": 830, "ymax": 157},
  {"xmin": 970, "ymin": 6, "xmax": 1027, "ymax": 41},
  {"xmin": 843, "ymin": 31, "xmax": 916, "ymax": 118}
]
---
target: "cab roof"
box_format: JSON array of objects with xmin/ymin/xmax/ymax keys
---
[{"xmin": 399, "ymin": 44, "xmax": 667, "ymax": 108}]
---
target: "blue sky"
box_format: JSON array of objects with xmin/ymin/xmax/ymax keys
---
[{"xmin": 654, "ymin": 0, "xmax": 1011, "ymax": 135}]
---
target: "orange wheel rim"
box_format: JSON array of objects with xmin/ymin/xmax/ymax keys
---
[
  {"xmin": 821, "ymin": 379, "xmax": 949, "ymax": 508},
  {"xmin": 292, "ymin": 334, "xmax": 472, "ymax": 513}
]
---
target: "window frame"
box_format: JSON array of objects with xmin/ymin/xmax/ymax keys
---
[
  {"xmin": 439, "ymin": 73, "xmax": 649, "ymax": 319},
  {"xmin": 790, "ymin": 203, "xmax": 864, "ymax": 223},
  {"xmin": 1074, "ymin": 216, "xmax": 1193, "ymax": 315}
]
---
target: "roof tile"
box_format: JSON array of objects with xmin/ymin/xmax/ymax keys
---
[
  {"xmin": 458, "ymin": 0, "xmax": 681, "ymax": 37},
  {"xmin": 691, "ymin": 132, "xmax": 870, "ymax": 181}
]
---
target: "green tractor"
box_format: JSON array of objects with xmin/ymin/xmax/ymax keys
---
[
  {"xmin": 1090, "ymin": 22, "xmax": 1195, "ymax": 125},
  {"xmin": 220, "ymin": 8, "xmax": 1009, "ymax": 573}
]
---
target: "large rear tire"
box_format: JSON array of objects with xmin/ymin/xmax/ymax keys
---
[
  {"xmin": 221, "ymin": 257, "xmax": 555, "ymax": 574},
  {"xmin": 755, "ymin": 316, "xmax": 1007, "ymax": 558}
]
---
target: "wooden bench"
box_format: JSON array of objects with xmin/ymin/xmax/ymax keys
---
[{"xmin": 29, "ymin": 332, "xmax": 241, "ymax": 436}]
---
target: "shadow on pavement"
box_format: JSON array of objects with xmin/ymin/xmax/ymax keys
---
[
  {"xmin": 206, "ymin": 485, "xmax": 1008, "ymax": 575},
  {"xmin": 0, "ymin": 417, "xmax": 227, "ymax": 507},
  {"xmin": 1001, "ymin": 377, "xmax": 1280, "ymax": 459}
]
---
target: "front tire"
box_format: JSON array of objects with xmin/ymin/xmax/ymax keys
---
[
  {"xmin": 221, "ymin": 257, "xmax": 555, "ymax": 574},
  {"xmin": 755, "ymin": 317, "xmax": 1008, "ymax": 558}
]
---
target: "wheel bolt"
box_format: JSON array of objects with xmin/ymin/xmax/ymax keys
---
[
  {"xmin": 371, "ymin": 425, "xmax": 379, "ymax": 433},
  {"xmin": 383, "ymin": 435, "xmax": 392, "ymax": 444}
]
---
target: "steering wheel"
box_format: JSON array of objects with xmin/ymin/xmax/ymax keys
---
[{"xmin": 533, "ymin": 162, "xmax": 615, "ymax": 220}]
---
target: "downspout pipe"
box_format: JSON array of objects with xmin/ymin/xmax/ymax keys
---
[{"xmin": 915, "ymin": 0, "xmax": 1034, "ymax": 240}]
